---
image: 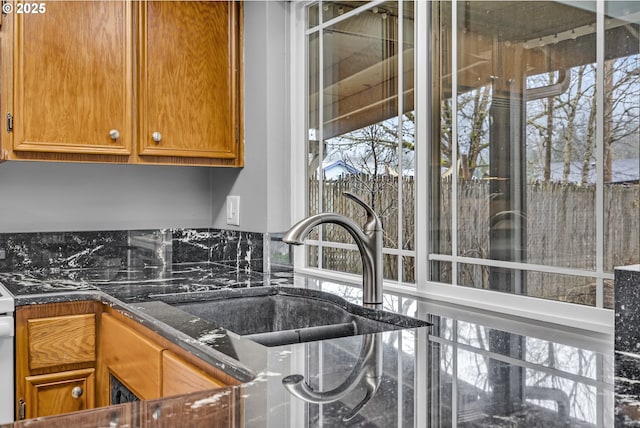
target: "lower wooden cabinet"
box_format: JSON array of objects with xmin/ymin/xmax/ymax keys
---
[
  {"xmin": 16, "ymin": 302, "xmax": 238, "ymax": 421},
  {"xmin": 97, "ymin": 309, "xmax": 237, "ymax": 408},
  {"xmin": 24, "ymin": 368, "xmax": 95, "ymax": 419},
  {"xmin": 15, "ymin": 301, "xmax": 101, "ymax": 420}
]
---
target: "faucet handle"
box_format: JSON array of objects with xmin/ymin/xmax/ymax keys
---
[{"xmin": 343, "ymin": 192, "xmax": 382, "ymax": 232}]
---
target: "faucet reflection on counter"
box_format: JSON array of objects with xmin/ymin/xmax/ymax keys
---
[{"xmin": 282, "ymin": 332, "xmax": 382, "ymax": 422}]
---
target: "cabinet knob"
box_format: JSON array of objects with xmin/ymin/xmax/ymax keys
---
[
  {"xmin": 71, "ymin": 386, "xmax": 83, "ymax": 399},
  {"xmin": 152, "ymin": 132, "xmax": 162, "ymax": 143},
  {"xmin": 109, "ymin": 129, "xmax": 120, "ymax": 141}
]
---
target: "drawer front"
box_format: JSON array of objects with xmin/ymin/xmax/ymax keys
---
[{"xmin": 28, "ymin": 314, "xmax": 96, "ymax": 370}]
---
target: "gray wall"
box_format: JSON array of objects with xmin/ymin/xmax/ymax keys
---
[
  {"xmin": 211, "ymin": 1, "xmax": 291, "ymax": 233},
  {"xmin": 0, "ymin": 162, "xmax": 213, "ymax": 233},
  {"xmin": 0, "ymin": 1, "xmax": 291, "ymax": 235}
]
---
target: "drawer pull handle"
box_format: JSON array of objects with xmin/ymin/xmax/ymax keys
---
[
  {"xmin": 109, "ymin": 129, "xmax": 120, "ymax": 141},
  {"xmin": 71, "ymin": 386, "xmax": 83, "ymax": 399},
  {"xmin": 152, "ymin": 131, "xmax": 162, "ymax": 143}
]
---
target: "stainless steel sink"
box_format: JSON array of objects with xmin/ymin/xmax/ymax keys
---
[{"xmin": 152, "ymin": 287, "xmax": 429, "ymax": 347}]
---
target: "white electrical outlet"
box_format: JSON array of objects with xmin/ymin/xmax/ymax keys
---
[{"xmin": 226, "ymin": 196, "xmax": 240, "ymax": 226}]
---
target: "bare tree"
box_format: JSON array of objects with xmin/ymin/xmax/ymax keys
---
[{"xmin": 440, "ymin": 85, "xmax": 492, "ymax": 178}]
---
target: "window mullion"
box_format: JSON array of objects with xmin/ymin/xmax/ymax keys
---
[
  {"xmin": 595, "ymin": 0, "xmax": 605, "ymax": 308},
  {"xmin": 451, "ymin": 0, "xmax": 459, "ymax": 284},
  {"xmin": 317, "ymin": 1, "xmax": 325, "ymax": 270},
  {"xmin": 397, "ymin": 0, "xmax": 405, "ymax": 283},
  {"xmin": 415, "ymin": 0, "xmax": 430, "ymax": 289}
]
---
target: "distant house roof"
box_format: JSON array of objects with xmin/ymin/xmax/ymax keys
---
[
  {"xmin": 545, "ymin": 159, "xmax": 639, "ymax": 184},
  {"xmin": 322, "ymin": 160, "xmax": 360, "ymax": 180}
]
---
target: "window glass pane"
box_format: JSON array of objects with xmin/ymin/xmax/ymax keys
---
[
  {"xmin": 401, "ymin": 2, "xmax": 416, "ymax": 253},
  {"xmin": 308, "ymin": 245, "xmax": 319, "ymax": 269},
  {"xmin": 308, "ymin": 32, "xmax": 320, "ymax": 251},
  {"xmin": 308, "ymin": 3, "xmax": 318, "ymax": 28},
  {"xmin": 322, "ymin": 1, "xmax": 369, "ymax": 23},
  {"xmin": 323, "ymin": 118, "xmax": 401, "ymax": 247},
  {"xmin": 322, "ymin": 247, "xmax": 362, "ymax": 276},
  {"xmin": 402, "ymin": 255, "xmax": 414, "ymax": 283},
  {"xmin": 305, "ymin": 1, "xmax": 415, "ymax": 283},
  {"xmin": 320, "ymin": 2, "xmax": 401, "ymax": 245},
  {"xmin": 383, "ymin": 253, "xmax": 399, "ymax": 281},
  {"xmin": 429, "ymin": 1, "xmax": 640, "ymax": 301},
  {"xmin": 322, "ymin": 2, "xmax": 399, "ymax": 139},
  {"xmin": 431, "ymin": 2, "xmax": 453, "ymax": 283},
  {"xmin": 312, "ymin": 247, "xmax": 401, "ymax": 281},
  {"xmin": 456, "ymin": 263, "xmax": 605, "ymax": 307},
  {"xmin": 604, "ymin": 2, "xmax": 640, "ymax": 271},
  {"xmin": 456, "ymin": 1, "xmax": 597, "ymax": 276},
  {"xmin": 526, "ymin": 181, "xmax": 596, "ymax": 270}
]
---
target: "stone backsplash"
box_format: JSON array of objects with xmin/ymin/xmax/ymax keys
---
[{"xmin": 0, "ymin": 228, "xmax": 268, "ymax": 274}]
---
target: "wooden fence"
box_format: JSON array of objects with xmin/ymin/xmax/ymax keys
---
[{"xmin": 308, "ymin": 176, "xmax": 640, "ymax": 307}]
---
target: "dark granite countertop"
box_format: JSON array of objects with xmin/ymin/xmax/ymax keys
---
[{"xmin": 0, "ymin": 263, "xmax": 616, "ymax": 427}]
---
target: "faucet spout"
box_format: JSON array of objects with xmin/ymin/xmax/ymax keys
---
[{"xmin": 283, "ymin": 192, "xmax": 383, "ymax": 306}]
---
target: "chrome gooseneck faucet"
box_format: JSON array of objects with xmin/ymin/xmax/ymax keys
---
[{"xmin": 282, "ymin": 191, "xmax": 383, "ymax": 308}]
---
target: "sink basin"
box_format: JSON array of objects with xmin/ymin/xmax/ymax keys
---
[{"xmin": 152, "ymin": 287, "xmax": 429, "ymax": 347}]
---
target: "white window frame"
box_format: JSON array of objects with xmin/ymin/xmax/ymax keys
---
[{"xmin": 289, "ymin": 0, "xmax": 615, "ymax": 334}]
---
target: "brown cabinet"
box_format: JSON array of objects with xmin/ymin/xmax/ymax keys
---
[
  {"xmin": 24, "ymin": 369, "xmax": 95, "ymax": 419},
  {"xmin": 99, "ymin": 313, "xmax": 163, "ymax": 401},
  {"xmin": 7, "ymin": 1, "xmax": 133, "ymax": 162},
  {"xmin": 96, "ymin": 309, "xmax": 237, "ymax": 408},
  {"xmin": 15, "ymin": 302, "xmax": 102, "ymax": 420},
  {"xmin": 137, "ymin": 1, "xmax": 242, "ymax": 165},
  {"xmin": 16, "ymin": 302, "xmax": 239, "ymax": 422},
  {"xmin": 1, "ymin": 1, "xmax": 243, "ymax": 167}
]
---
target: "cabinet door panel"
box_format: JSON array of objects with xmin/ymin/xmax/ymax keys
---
[
  {"xmin": 25, "ymin": 369, "xmax": 95, "ymax": 419},
  {"xmin": 162, "ymin": 350, "xmax": 226, "ymax": 397},
  {"xmin": 100, "ymin": 313, "xmax": 163, "ymax": 400},
  {"xmin": 14, "ymin": 1, "xmax": 132, "ymax": 155},
  {"xmin": 138, "ymin": 1, "xmax": 238, "ymax": 159}
]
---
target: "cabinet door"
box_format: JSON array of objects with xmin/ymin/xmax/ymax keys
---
[
  {"xmin": 162, "ymin": 350, "xmax": 226, "ymax": 397},
  {"xmin": 25, "ymin": 368, "xmax": 95, "ymax": 419},
  {"xmin": 138, "ymin": 1, "xmax": 241, "ymax": 162},
  {"xmin": 100, "ymin": 313, "xmax": 163, "ymax": 401},
  {"xmin": 13, "ymin": 1, "xmax": 132, "ymax": 157}
]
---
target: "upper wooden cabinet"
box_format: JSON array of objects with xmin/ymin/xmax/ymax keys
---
[
  {"xmin": 137, "ymin": 1, "xmax": 241, "ymax": 164},
  {"xmin": 1, "ymin": 0, "xmax": 243, "ymax": 167},
  {"xmin": 11, "ymin": 1, "xmax": 133, "ymax": 160}
]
